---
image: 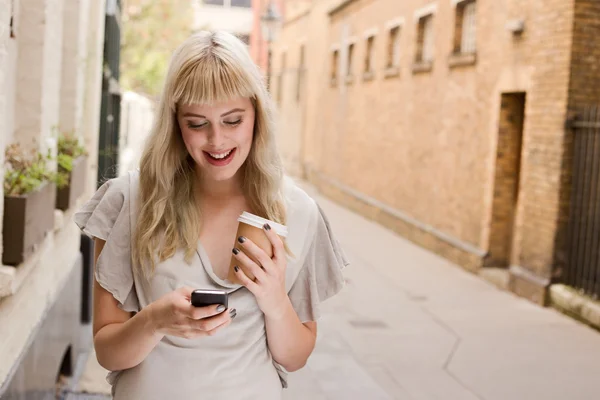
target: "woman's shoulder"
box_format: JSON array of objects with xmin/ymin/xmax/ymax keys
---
[
  {"xmin": 282, "ymin": 175, "xmax": 319, "ymax": 216},
  {"xmin": 73, "ymin": 170, "xmax": 139, "ymax": 240}
]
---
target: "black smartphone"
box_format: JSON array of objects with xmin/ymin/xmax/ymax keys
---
[{"xmin": 191, "ymin": 289, "xmax": 228, "ymax": 309}]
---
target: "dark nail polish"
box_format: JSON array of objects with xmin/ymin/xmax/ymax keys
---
[
  {"xmin": 229, "ymin": 308, "xmax": 237, "ymax": 315},
  {"xmin": 232, "ymin": 248, "xmax": 240, "ymax": 255},
  {"xmin": 216, "ymin": 304, "xmax": 226, "ymax": 313},
  {"xmin": 238, "ymin": 236, "xmax": 246, "ymax": 243},
  {"xmin": 231, "ymin": 311, "xmax": 237, "ymax": 319},
  {"xmin": 264, "ymin": 223, "xmax": 271, "ymax": 231},
  {"xmin": 234, "ymin": 266, "xmax": 239, "ymax": 272}
]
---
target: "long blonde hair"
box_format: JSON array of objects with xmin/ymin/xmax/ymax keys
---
[{"xmin": 134, "ymin": 31, "xmax": 286, "ymax": 276}]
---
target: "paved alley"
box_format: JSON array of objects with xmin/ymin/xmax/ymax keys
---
[{"xmin": 282, "ymin": 186, "xmax": 600, "ymax": 400}]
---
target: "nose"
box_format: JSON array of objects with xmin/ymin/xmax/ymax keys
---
[{"xmin": 206, "ymin": 123, "xmax": 226, "ymax": 148}]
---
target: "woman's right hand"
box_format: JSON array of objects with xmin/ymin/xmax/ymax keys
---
[{"xmin": 147, "ymin": 286, "xmax": 235, "ymax": 339}]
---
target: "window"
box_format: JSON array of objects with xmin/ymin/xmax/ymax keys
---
[
  {"xmin": 364, "ymin": 36, "xmax": 375, "ymax": 73},
  {"xmin": 297, "ymin": 45, "xmax": 305, "ymax": 101},
  {"xmin": 416, "ymin": 14, "xmax": 434, "ymax": 63},
  {"xmin": 331, "ymin": 49, "xmax": 339, "ymax": 84},
  {"xmin": 387, "ymin": 26, "xmax": 401, "ymax": 68},
  {"xmin": 204, "ymin": 0, "xmax": 225, "ymax": 5},
  {"xmin": 9, "ymin": 0, "xmax": 16, "ymax": 38},
  {"xmin": 277, "ymin": 52, "xmax": 286, "ymax": 104},
  {"xmin": 230, "ymin": 0, "xmax": 252, "ymax": 7},
  {"xmin": 454, "ymin": 0, "xmax": 477, "ymax": 54},
  {"xmin": 347, "ymin": 43, "xmax": 355, "ymax": 79}
]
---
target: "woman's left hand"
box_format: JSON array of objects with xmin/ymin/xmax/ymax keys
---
[{"xmin": 232, "ymin": 224, "xmax": 289, "ymax": 319}]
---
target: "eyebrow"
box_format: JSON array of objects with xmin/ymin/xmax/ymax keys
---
[{"xmin": 182, "ymin": 108, "xmax": 245, "ymax": 118}]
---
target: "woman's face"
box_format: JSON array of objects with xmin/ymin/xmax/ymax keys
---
[{"xmin": 178, "ymin": 97, "xmax": 255, "ymax": 183}]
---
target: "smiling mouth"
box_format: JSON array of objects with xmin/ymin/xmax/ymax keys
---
[
  {"xmin": 206, "ymin": 149, "xmax": 234, "ymax": 160},
  {"xmin": 203, "ymin": 148, "xmax": 236, "ymax": 165}
]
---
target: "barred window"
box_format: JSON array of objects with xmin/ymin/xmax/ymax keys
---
[
  {"xmin": 347, "ymin": 43, "xmax": 355, "ymax": 77},
  {"xmin": 297, "ymin": 45, "xmax": 305, "ymax": 101},
  {"xmin": 331, "ymin": 49, "xmax": 339, "ymax": 83},
  {"xmin": 387, "ymin": 26, "xmax": 401, "ymax": 68},
  {"xmin": 460, "ymin": 1, "xmax": 477, "ymax": 54},
  {"xmin": 365, "ymin": 36, "xmax": 375, "ymax": 73},
  {"xmin": 416, "ymin": 14, "xmax": 434, "ymax": 62}
]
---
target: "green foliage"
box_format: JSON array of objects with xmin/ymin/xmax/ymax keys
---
[
  {"xmin": 121, "ymin": 0, "xmax": 194, "ymax": 97},
  {"xmin": 4, "ymin": 144, "xmax": 69, "ymax": 196},
  {"xmin": 57, "ymin": 132, "xmax": 87, "ymax": 172}
]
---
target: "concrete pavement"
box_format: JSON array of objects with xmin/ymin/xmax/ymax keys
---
[
  {"xmin": 70, "ymin": 185, "xmax": 600, "ymax": 400},
  {"xmin": 283, "ymin": 188, "xmax": 600, "ymax": 400}
]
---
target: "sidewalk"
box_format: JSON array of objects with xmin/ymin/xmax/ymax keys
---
[{"xmin": 70, "ymin": 186, "xmax": 600, "ymax": 400}]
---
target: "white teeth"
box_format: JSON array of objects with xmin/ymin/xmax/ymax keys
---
[{"xmin": 208, "ymin": 149, "xmax": 233, "ymax": 159}]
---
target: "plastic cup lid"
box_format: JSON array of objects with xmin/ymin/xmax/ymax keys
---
[{"xmin": 238, "ymin": 212, "xmax": 288, "ymax": 237}]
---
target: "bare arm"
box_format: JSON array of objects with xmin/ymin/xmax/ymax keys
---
[
  {"xmin": 92, "ymin": 238, "xmax": 233, "ymax": 371},
  {"xmin": 232, "ymin": 228, "xmax": 318, "ymax": 372},
  {"xmin": 264, "ymin": 300, "xmax": 317, "ymax": 371}
]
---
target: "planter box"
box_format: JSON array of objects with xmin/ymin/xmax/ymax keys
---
[
  {"xmin": 3, "ymin": 181, "xmax": 56, "ymax": 266},
  {"xmin": 56, "ymin": 155, "xmax": 87, "ymax": 211}
]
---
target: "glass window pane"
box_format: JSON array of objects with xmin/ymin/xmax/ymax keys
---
[
  {"xmin": 204, "ymin": 0, "xmax": 225, "ymax": 5},
  {"xmin": 231, "ymin": 0, "xmax": 252, "ymax": 7}
]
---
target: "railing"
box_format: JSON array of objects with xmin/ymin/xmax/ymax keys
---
[{"xmin": 565, "ymin": 104, "xmax": 600, "ymax": 299}]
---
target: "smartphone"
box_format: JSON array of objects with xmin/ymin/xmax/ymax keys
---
[{"xmin": 191, "ymin": 289, "xmax": 228, "ymax": 309}]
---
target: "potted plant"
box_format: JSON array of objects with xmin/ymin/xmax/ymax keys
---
[
  {"xmin": 55, "ymin": 133, "xmax": 88, "ymax": 211},
  {"xmin": 3, "ymin": 144, "xmax": 68, "ymax": 266}
]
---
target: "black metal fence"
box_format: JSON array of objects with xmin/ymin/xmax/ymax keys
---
[
  {"xmin": 97, "ymin": 0, "xmax": 122, "ymax": 186},
  {"xmin": 566, "ymin": 104, "xmax": 600, "ymax": 299}
]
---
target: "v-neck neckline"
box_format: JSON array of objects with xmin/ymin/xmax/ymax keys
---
[{"xmin": 196, "ymin": 240, "xmax": 242, "ymax": 291}]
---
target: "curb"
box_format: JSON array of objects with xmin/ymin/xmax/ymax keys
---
[{"xmin": 549, "ymin": 284, "xmax": 600, "ymax": 331}]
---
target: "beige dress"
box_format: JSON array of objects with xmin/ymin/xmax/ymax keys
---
[{"xmin": 74, "ymin": 170, "xmax": 348, "ymax": 400}]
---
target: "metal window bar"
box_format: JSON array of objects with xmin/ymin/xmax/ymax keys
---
[{"xmin": 566, "ymin": 104, "xmax": 600, "ymax": 299}]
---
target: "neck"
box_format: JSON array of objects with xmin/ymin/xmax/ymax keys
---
[{"xmin": 196, "ymin": 171, "xmax": 244, "ymax": 200}]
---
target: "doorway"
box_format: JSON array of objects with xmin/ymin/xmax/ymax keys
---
[{"xmin": 486, "ymin": 92, "xmax": 526, "ymax": 267}]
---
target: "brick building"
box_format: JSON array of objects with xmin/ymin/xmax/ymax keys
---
[
  {"xmin": 272, "ymin": 0, "xmax": 600, "ymax": 308},
  {"xmin": 0, "ymin": 0, "xmax": 108, "ymax": 395}
]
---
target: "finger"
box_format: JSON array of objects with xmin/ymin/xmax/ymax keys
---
[
  {"xmin": 236, "ymin": 236, "xmax": 274, "ymax": 274},
  {"xmin": 263, "ymin": 223, "xmax": 285, "ymax": 263},
  {"xmin": 188, "ymin": 303, "xmax": 228, "ymax": 320},
  {"xmin": 234, "ymin": 265, "xmax": 259, "ymax": 292},
  {"xmin": 232, "ymin": 246, "xmax": 268, "ymax": 279},
  {"xmin": 191, "ymin": 308, "xmax": 236, "ymax": 331},
  {"xmin": 204, "ymin": 316, "xmax": 233, "ymax": 337},
  {"xmin": 177, "ymin": 286, "xmax": 196, "ymax": 300}
]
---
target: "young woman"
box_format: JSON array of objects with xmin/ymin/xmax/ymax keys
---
[{"xmin": 75, "ymin": 31, "xmax": 348, "ymax": 399}]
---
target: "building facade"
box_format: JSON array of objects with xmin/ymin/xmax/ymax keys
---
[
  {"xmin": 193, "ymin": 0, "xmax": 253, "ymax": 43},
  {"xmin": 0, "ymin": 0, "xmax": 109, "ymax": 395},
  {"xmin": 272, "ymin": 0, "xmax": 600, "ymax": 307}
]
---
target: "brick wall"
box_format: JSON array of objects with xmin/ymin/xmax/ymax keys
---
[
  {"xmin": 14, "ymin": 0, "xmax": 65, "ymax": 156},
  {"xmin": 508, "ymin": 0, "xmax": 576, "ymax": 304},
  {"xmin": 0, "ymin": 0, "xmax": 10, "ymax": 260},
  {"xmin": 275, "ymin": 0, "xmax": 581, "ymax": 302},
  {"xmin": 81, "ymin": 0, "xmax": 107, "ymax": 196},
  {"xmin": 60, "ymin": 0, "xmax": 90, "ymax": 136}
]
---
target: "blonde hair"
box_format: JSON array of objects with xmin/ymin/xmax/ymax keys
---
[{"xmin": 134, "ymin": 31, "xmax": 286, "ymax": 276}]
